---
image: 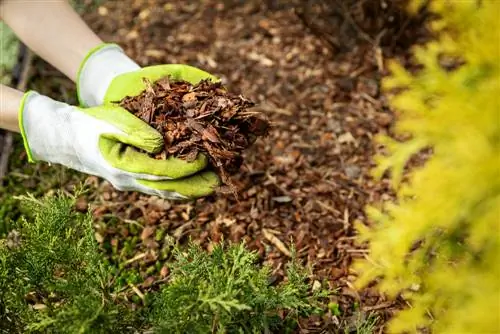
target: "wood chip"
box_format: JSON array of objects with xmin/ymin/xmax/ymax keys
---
[
  {"xmin": 119, "ymin": 78, "xmax": 270, "ymax": 194},
  {"xmin": 262, "ymin": 228, "xmax": 291, "ymax": 257}
]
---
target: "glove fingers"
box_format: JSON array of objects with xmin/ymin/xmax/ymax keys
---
[
  {"xmin": 140, "ymin": 64, "xmax": 220, "ymax": 84},
  {"xmin": 83, "ymin": 106, "xmax": 163, "ymax": 154},
  {"xmin": 99, "ymin": 137, "xmax": 209, "ymax": 179},
  {"xmin": 136, "ymin": 170, "xmax": 220, "ymax": 199},
  {"xmin": 103, "ymin": 64, "xmax": 220, "ymax": 104}
]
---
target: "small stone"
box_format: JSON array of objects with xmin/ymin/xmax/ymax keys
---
[{"xmin": 98, "ymin": 6, "xmax": 108, "ymax": 16}]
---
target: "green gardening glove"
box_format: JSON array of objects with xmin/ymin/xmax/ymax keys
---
[
  {"xmin": 19, "ymin": 90, "xmax": 219, "ymax": 200},
  {"xmin": 77, "ymin": 43, "xmax": 221, "ymax": 199},
  {"xmin": 105, "ymin": 64, "xmax": 219, "ymax": 104}
]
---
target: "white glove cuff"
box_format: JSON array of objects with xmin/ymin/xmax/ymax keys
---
[
  {"xmin": 20, "ymin": 91, "xmax": 75, "ymax": 163},
  {"xmin": 77, "ymin": 43, "xmax": 140, "ymax": 107}
]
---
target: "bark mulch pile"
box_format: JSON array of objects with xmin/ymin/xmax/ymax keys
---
[
  {"xmin": 118, "ymin": 77, "xmax": 269, "ymax": 193},
  {"xmin": 63, "ymin": 0, "xmax": 429, "ymax": 332}
]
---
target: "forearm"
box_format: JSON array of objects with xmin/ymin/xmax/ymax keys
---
[
  {"xmin": 0, "ymin": 84, "xmax": 23, "ymax": 133},
  {"xmin": 0, "ymin": 0, "xmax": 103, "ymax": 82}
]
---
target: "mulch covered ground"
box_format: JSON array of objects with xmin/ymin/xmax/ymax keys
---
[{"xmin": 29, "ymin": 0, "xmax": 430, "ymax": 332}]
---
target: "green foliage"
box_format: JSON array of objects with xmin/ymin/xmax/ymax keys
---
[
  {"xmin": 1, "ymin": 191, "xmax": 323, "ymax": 333},
  {"xmin": 69, "ymin": 0, "xmax": 106, "ymax": 14},
  {"xmin": 150, "ymin": 240, "xmax": 326, "ymax": 333},
  {"xmin": 354, "ymin": 1, "xmax": 500, "ymax": 333},
  {"xmin": 0, "ymin": 22, "xmax": 19, "ymax": 85},
  {"xmin": 0, "ymin": 190, "xmax": 137, "ymax": 333},
  {"xmin": 344, "ymin": 313, "xmax": 379, "ymax": 334}
]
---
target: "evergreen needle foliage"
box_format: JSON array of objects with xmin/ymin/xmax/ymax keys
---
[
  {"xmin": 0, "ymin": 190, "xmax": 137, "ymax": 333},
  {"xmin": 150, "ymin": 241, "xmax": 326, "ymax": 333},
  {"xmin": 1, "ymin": 191, "xmax": 324, "ymax": 333},
  {"xmin": 354, "ymin": 1, "xmax": 500, "ymax": 333}
]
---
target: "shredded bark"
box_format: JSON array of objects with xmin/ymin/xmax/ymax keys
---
[{"xmin": 118, "ymin": 77, "xmax": 269, "ymax": 194}]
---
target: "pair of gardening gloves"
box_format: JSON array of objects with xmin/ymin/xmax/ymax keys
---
[{"xmin": 20, "ymin": 44, "xmax": 220, "ymax": 199}]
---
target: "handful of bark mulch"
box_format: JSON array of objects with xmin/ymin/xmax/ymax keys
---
[{"xmin": 118, "ymin": 77, "xmax": 269, "ymax": 194}]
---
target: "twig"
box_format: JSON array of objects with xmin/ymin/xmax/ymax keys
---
[
  {"xmin": 129, "ymin": 283, "xmax": 145, "ymax": 303},
  {"xmin": 294, "ymin": 0, "xmax": 339, "ymax": 52},
  {"xmin": 334, "ymin": 0, "xmax": 375, "ymax": 45},
  {"xmin": 316, "ymin": 200, "xmax": 342, "ymax": 215},
  {"xmin": 262, "ymin": 228, "xmax": 291, "ymax": 257},
  {"xmin": 362, "ymin": 301, "xmax": 394, "ymax": 312},
  {"xmin": 173, "ymin": 221, "xmax": 193, "ymax": 239},
  {"xmin": 124, "ymin": 252, "xmax": 147, "ymax": 265}
]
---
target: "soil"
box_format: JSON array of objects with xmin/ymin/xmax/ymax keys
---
[{"xmin": 26, "ymin": 0, "xmax": 431, "ymax": 332}]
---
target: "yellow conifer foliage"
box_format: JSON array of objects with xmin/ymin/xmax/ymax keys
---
[{"xmin": 353, "ymin": 1, "xmax": 500, "ymax": 332}]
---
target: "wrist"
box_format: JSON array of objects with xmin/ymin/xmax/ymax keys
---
[
  {"xmin": 0, "ymin": 84, "xmax": 24, "ymax": 133},
  {"xmin": 77, "ymin": 43, "xmax": 140, "ymax": 107}
]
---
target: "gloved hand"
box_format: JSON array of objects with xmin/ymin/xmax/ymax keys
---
[
  {"xmin": 75, "ymin": 43, "xmax": 221, "ymax": 198},
  {"xmin": 77, "ymin": 43, "xmax": 219, "ymax": 107},
  {"xmin": 19, "ymin": 91, "xmax": 219, "ymax": 199}
]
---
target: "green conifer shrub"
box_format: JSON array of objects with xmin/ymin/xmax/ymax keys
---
[
  {"xmin": 0, "ymin": 191, "xmax": 138, "ymax": 333},
  {"xmin": 150, "ymin": 241, "xmax": 326, "ymax": 333},
  {"xmin": 1, "ymin": 191, "xmax": 325, "ymax": 333},
  {"xmin": 354, "ymin": 1, "xmax": 500, "ymax": 332}
]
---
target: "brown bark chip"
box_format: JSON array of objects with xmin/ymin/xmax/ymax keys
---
[{"xmin": 118, "ymin": 77, "xmax": 270, "ymax": 194}]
